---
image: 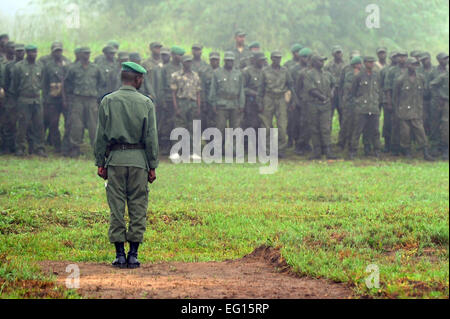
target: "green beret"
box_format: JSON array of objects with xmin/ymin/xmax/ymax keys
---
[
  {"xmin": 363, "ymin": 56, "xmax": 376, "ymax": 63},
  {"xmin": 14, "ymin": 43, "xmax": 25, "ymax": 51},
  {"xmin": 249, "ymin": 41, "xmax": 260, "ymax": 49},
  {"xmin": 406, "ymin": 57, "xmax": 420, "ymax": 65},
  {"xmin": 182, "ymin": 54, "xmax": 193, "ymax": 62},
  {"xmin": 150, "ymin": 42, "xmax": 162, "ymax": 49},
  {"xmin": 350, "ymin": 56, "xmax": 362, "ymax": 65},
  {"xmin": 121, "ymin": 62, "xmax": 147, "ymax": 75},
  {"xmin": 209, "ymin": 52, "xmax": 220, "ymax": 59},
  {"xmin": 332, "ymin": 45, "xmax": 343, "ymax": 54},
  {"xmin": 107, "ymin": 40, "xmax": 120, "ymax": 49},
  {"xmin": 436, "ymin": 52, "xmax": 449, "ymax": 60},
  {"xmin": 271, "ymin": 50, "xmax": 283, "ymax": 58},
  {"xmin": 160, "ymin": 47, "xmax": 171, "ymax": 55},
  {"xmin": 78, "ymin": 47, "xmax": 91, "ymax": 53},
  {"xmin": 291, "ymin": 44, "xmax": 303, "ymax": 53},
  {"xmin": 118, "ymin": 51, "xmax": 129, "ymax": 60},
  {"xmin": 25, "ymin": 44, "xmax": 38, "ymax": 51},
  {"xmin": 235, "ymin": 29, "xmax": 246, "ymax": 37},
  {"xmin": 171, "ymin": 46, "xmax": 185, "ymax": 56},
  {"xmin": 299, "ymin": 47, "xmax": 313, "ymax": 57},
  {"xmin": 224, "ymin": 51, "xmax": 235, "ymax": 60},
  {"xmin": 129, "ymin": 52, "xmax": 141, "ymax": 63},
  {"xmin": 418, "ymin": 52, "xmax": 431, "ymax": 61},
  {"xmin": 253, "ymin": 52, "xmax": 266, "ymax": 60},
  {"xmin": 192, "ymin": 43, "xmax": 203, "ymax": 50},
  {"xmin": 376, "ymin": 47, "xmax": 387, "ymax": 53}
]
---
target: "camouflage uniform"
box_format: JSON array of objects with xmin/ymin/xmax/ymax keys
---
[{"xmin": 64, "ymin": 59, "xmax": 104, "ymax": 156}]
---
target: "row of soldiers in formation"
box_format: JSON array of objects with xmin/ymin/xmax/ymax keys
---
[{"xmin": 0, "ymin": 30, "xmax": 448, "ymax": 160}]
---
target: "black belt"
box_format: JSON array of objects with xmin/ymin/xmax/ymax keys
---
[{"xmin": 110, "ymin": 143, "xmax": 145, "ymax": 151}]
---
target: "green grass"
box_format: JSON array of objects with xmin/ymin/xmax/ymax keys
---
[{"xmin": 0, "ymin": 153, "xmax": 448, "ymax": 299}]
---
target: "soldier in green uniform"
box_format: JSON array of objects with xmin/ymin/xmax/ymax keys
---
[
  {"xmin": 94, "ymin": 61, "xmax": 158, "ymax": 269},
  {"xmin": 417, "ymin": 52, "xmax": 435, "ymax": 137},
  {"xmin": 304, "ymin": 54, "xmax": 337, "ymax": 160},
  {"xmin": 64, "ymin": 47, "xmax": 104, "ymax": 157},
  {"xmin": 243, "ymin": 52, "xmax": 265, "ymax": 150},
  {"xmin": 427, "ymin": 52, "xmax": 449, "ymax": 155},
  {"xmin": 96, "ymin": 45, "xmax": 118, "ymax": 98},
  {"xmin": 11, "ymin": 45, "xmax": 47, "ymax": 157},
  {"xmin": 170, "ymin": 55, "xmax": 202, "ymax": 159},
  {"xmin": 349, "ymin": 56, "xmax": 382, "ymax": 159},
  {"xmin": 203, "ymin": 52, "xmax": 221, "ymax": 128},
  {"xmin": 159, "ymin": 46, "xmax": 185, "ymax": 156},
  {"xmin": 249, "ymin": 42, "xmax": 261, "ymax": 53},
  {"xmin": 191, "ymin": 44, "xmax": 210, "ymax": 130},
  {"xmin": 429, "ymin": 53, "xmax": 449, "ymax": 160},
  {"xmin": 284, "ymin": 44, "xmax": 303, "ymax": 70},
  {"xmin": 231, "ymin": 30, "xmax": 252, "ymax": 69},
  {"xmin": 375, "ymin": 47, "xmax": 388, "ymax": 71},
  {"xmin": 209, "ymin": 51, "xmax": 245, "ymax": 149},
  {"xmin": 142, "ymin": 42, "xmax": 163, "ymax": 101},
  {"xmin": 381, "ymin": 51, "xmax": 398, "ymax": 153},
  {"xmin": 293, "ymin": 47, "xmax": 313, "ymax": 155},
  {"xmin": 0, "ymin": 44, "xmax": 25, "ymax": 154},
  {"xmin": 0, "ymin": 34, "xmax": 9, "ymax": 59},
  {"xmin": 324, "ymin": 45, "xmax": 345, "ymax": 131},
  {"xmin": 258, "ymin": 51, "xmax": 298, "ymax": 158},
  {"xmin": 410, "ymin": 50, "xmax": 422, "ymax": 61},
  {"xmin": 42, "ymin": 43, "xmax": 70, "ymax": 153},
  {"xmin": 3, "ymin": 41, "xmax": 15, "ymax": 64},
  {"xmin": 338, "ymin": 56, "xmax": 362, "ymax": 153},
  {"xmin": 393, "ymin": 58, "xmax": 434, "ymax": 160},
  {"xmin": 94, "ymin": 40, "xmax": 119, "ymax": 65}
]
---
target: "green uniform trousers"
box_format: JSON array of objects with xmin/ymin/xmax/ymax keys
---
[
  {"xmin": 106, "ymin": 166, "xmax": 149, "ymax": 243},
  {"xmin": 429, "ymin": 96, "xmax": 442, "ymax": 148},
  {"xmin": 69, "ymin": 95, "xmax": 98, "ymax": 150},
  {"xmin": 307, "ymin": 104, "xmax": 332, "ymax": 153},
  {"xmin": 399, "ymin": 118, "xmax": 428, "ymax": 149},
  {"xmin": 215, "ymin": 107, "xmax": 243, "ymax": 138},
  {"xmin": 44, "ymin": 99, "xmax": 67, "ymax": 152},
  {"xmin": 350, "ymin": 113, "xmax": 381, "ymax": 152},
  {"xmin": 15, "ymin": 101, "xmax": 45, "ymax": 154},
  {"xmin": 296, "ymin": 103, "xmax": 312, "ymax": 150},
  {"xmin": 382, "ymin": 107, "xmax": 394, "ymax": 149},
  {"xmin": 159, "ymin": 99, "xmax": 175, "ymax": 153},
  {"xmin": 287, "ymin": 104, "xmax": 300, "ymax": 145},
  {"xmin": 260, "ymin": 94, "xmax": 288, "ymax": 152},
  {"xmin": 337, "ymin": 107, "xmax": 355, "ymax": 149},
  {"xmin": 0, "ymin": 97, "xmax": 17, "ymax": 153},
  {"xmin": 439, "ymin": 99, "xmax": 449, "ymax": 148},
  {"xmin": 175, "ymin": 99, "xmax": 197, "ymax": 135}
]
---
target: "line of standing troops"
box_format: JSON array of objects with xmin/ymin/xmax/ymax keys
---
[{"xmin": 0, "ymin": 31, "xmax": 448, "ymax": 160}]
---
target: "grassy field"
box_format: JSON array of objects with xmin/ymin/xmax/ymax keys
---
[{"xmin": 0, "ymin": 153, "xmax": 448, "ymax": 299}]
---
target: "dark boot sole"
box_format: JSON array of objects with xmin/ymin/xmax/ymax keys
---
[
  {"xmin": 127, "ymin": 264, "xmax": 140, "ymax": 269},
  {"xmin": 112, "ymin": 263, "xmax": 128, "ymax": 269}
]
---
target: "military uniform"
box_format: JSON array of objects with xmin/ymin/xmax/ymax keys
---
[
  {"xmin": 203, "ymin": 52, "xmax": 220, "ymax": 128},
  {"xmin": 324, "ymin": 47, "xmax": 345, "ymax": 128},
  {"xmin": 349, "ymin": 59, "xmax": 382, "ymax": 156},
  {"xmin": 64, "ymin": 49, "xmax": 104, "ymax": 156},
  {"xmin": 94, "ymin": 62, "xmax": 159, "ymax": 269},
  {"xmin": 304, "ymin": 56, "xmax": 335, "ymax": 158},
  {"xmin": 170, "ymin": 58, "xmax": 202, "ymax": 136},
  {"xmin": 11, "ymin": 49, "xmax": 46, "ymax": 156},
  {"xmin": 242, "ymin": 54, "xmax": 263, "ymax": 133},
  {"xmin": 209, "ymin": 53, "xmax": 245, "ymax": 141},
  {"xmin": 417, "ymin": 53, "xmax": 435, "ymax": 137},
  {"xmin": 429, "ymin": 68, "xmax": 449, "ymax": 159}
]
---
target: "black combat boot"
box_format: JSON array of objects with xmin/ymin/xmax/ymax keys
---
[
  {"xmin": 112, "ymin": 242, "xmax": 127, "ymax": 268},
  {"xmin": 423, "ymin": 148, "xmax": 435, "ymax": 162},
  {"xmin": 127, "ymin": 242, "xmax": 141, "ymax": 269},
  {"xmin": 364, "ymin": 144, "xmax": 372, "ymax": 156},
  {"xmin": 324, "ymin": 146, "xmax": 337, "ymax": 160},
  {"xmin": 308, "ymin": 148, "xmax": 322, "ymax": 160},
  {"xmin": 403, "ymin": 148, "xmax": 412, "ymax": 159}
]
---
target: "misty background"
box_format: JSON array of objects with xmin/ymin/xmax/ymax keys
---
[{"xmin": 0, "ymin": 0, "xmax": 448, "ymax": 57}]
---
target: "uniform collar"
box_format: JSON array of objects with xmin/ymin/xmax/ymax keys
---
[{"xmin": 120, "ymin": 85, "xmax": 137, "ymax": 92}]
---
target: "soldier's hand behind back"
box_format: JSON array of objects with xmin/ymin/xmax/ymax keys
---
[
  {"xmin": 97, "ymin": 167, "xmax": 108, "ymax": 180},
  {"xmin": 148, "ymin": 169, "xmax": 156, "ymax": 184}
]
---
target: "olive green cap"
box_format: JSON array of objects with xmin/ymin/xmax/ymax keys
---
[
  {"xmin": 376, "ymin": 47, "xmax": 387, "ymax": 53},
  {"xmin": 350, "ymin": 56, "xmax": 362, "ymax": 65},
  {"xmin": 406, "ymin": 57, "xmax": 420, "ymax": 65},
  {"xmin": 160, "ymin": 47, "xmax": 171, "ymax": 55},
  {"xmin": 235, "ymin": 29, "xmax": 246, "ymax": 37},
  {"xmin": 224, "ymin": 51, "xmax": 235, "ymax": 60},
  {"xmin": 150, "ymin": 42, "xmax": 162, "ymax": 49},
  {"xmin": 121, "ymin": 61, "xmax": 147, "ymax": 74},
  {"xmin": 410, "ymin": 50, "xmax": 422, "ymax": 58},
  {"xmin": 171, "ymin": 46, "xmax": 185, "ymax": 56},
  {"xmin": 192, "ymin": 43, "xmax": 203, "ymax": 50},
  {"xmin": 298, "ymin": 47, "xmax": 313, "ymax": 57},
  {"xmin": 14, "ymin": 43, "xmax": 25, "ymax": 51},
  {"xmin": 271, "ymin": 50, "xmax": 283, "ymax": 58},
  {"xmin": 107, "ymin": 40, "xmax": 120, "ymax": 49},
  {"xmin": 249, "ymin": 41, "xmax": 260, "ymax": 49},
  {"xmin": 389, "ymin": 51, "xmax": 398, "ymax": 59},
  {"xmin": 331, "ymin": 45, "xmax": 343, "ymax": 54},
  {"xmin": 291, "ymin": 44, "xmax": 303, "ymax": 53},
  {"xmin": 209, "ymin": 52, "xmax": 220, "ymax": 59},
  {"xmin": 311, "ymin": 54, "xmax": 327, "ymax": 62},
  {"xmin": 182, "ymin": 54, "xmax": 193, "ymax": 62},
  {"xmin": 103, "ymin": 45, "xmax": 117, "ymax": 54},
  {"xmin": 118, "ymin": 51, "xmax": 129, "ymax": 60},
  {"xmin": 78, "ymin": 47, "xmax": 91, "ymax": 53},
  {"xmin": 51, "ymin": 42, "xmax": 63, "ymax": 52},
  {"xmin": 397, "ymin": 50, "xmax": 408, "ymax": 56},
  {"xmin": 129, "ymin": 52, "xmax": 141, "ymax": 63},
  {"xmin": 25, "ymin": 44, "xmax": 38, "ymax": 51},
  {"xmin": 418, "ymin": 52, "xmax": 431, "ymax": 61},
  {"xmin": 253, "ymin": 52, "xmax": 266, "ymax": 60},
  {"xmin": 363, "ymin": 56, "xmax": 376, "ymax": 62},
  {"xmin": 436, "ymin": 52, "xmax": 449, "ymax": 60}
]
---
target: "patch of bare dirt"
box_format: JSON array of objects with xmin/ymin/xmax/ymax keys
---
[{"xmin": 39, "ymin": 246, "xmax": 353, "ymax": 299}]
